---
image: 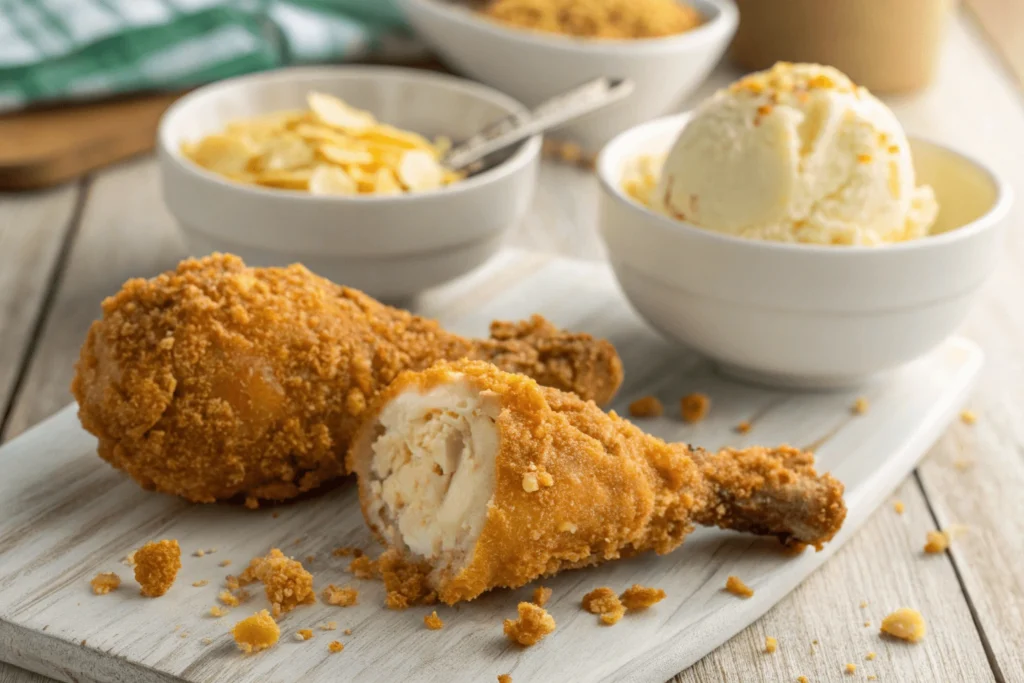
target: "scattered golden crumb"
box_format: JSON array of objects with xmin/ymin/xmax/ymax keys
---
[
  {"xmin": 133, "ymin": 540, "xmax": 181, "ymax": 598},
  {"xmin": 209, "ymin": 605, "xmax": 228, "ymax": 618},
  {"xmin": 600, "ymin": 608, "xmax": 624, "ymax": 626},
  {"xmin": 498, "ymin": 675, "xmax": 512, "ymax": 683},
  {"xmin": 271, "ymin": 511, "xmax": 280, "ymax": 518},
  {"xmin": 245, "ymin": 497, "xmax": 259, "ymax": 509},
  {"xmin": 122, "ymin": 552, "xmax": 136, "ymax": 566},
  {"xmin": 864, "ymin": 621, "xmax": 871, "ymax": 627},
  {"xmin": 504, "ymin": 602, "xmax": 556, "ymax": 646},
  {"xmin": 537, "ymin": 471, "xmax": 554, "ymax": 487},
  {"xmin": 348, "ymin": 555, "xmax": 378, "ymax": 579},
  {"xmin": 866, "ymin": 652, "xmax": 877, "ymax": 660},
  {"xmin": 924, "ymin": 530, "xmax": 950, "ymax": 554},
  {"xmin": 232, "ymin": 610, "xmax": 280, "ymax": 654},
  {"xmin": 219, "ymin": 560, "xmax": 232, "ymax": 567},
  {"xmin": 798, "ymin": 677, "xmax": 809, "ymax": 683},
  {"xmin": 246, "ymin": 549, "xmax": 316, "ymax": 617},
  {"xmin": 629, "ymin": 395, "xmax": 664, "ymax": 418},
  {"xmin": 219, "ymin": 590, "xmax": 241, "ymax": 607},
  {"xmin": 180, "ymin": 632, "xmax": 189, "ymax": 639},
  {"xmin": 954, "ymin": 458, "xmax": 974, "ymax": 470},
  {"xmin": 90, "ymin": 572, "xmax": 120, "ymax": 595},
  {"xmin": 880, "ymin": 608, "xmax": 926, "ymax": 642},
  {"xmin": 320, "ymin": 621, "xmax": 338, "ymax": 631},
  {"xmin": 681, "ymin": 393, "xmax": 711, "ymax": 423},
  {"xmin": 328, "ymin": 640, "xmax": 344, "ymax": 654},
  {"xmin": 206, "ymin": 548, "xmax": 217, "ymax": 554},
  {"xmin": 852, "ymin": 397, "xmax": 870, "ymax": 415},
  {"xmin": 323, "ymin": 584, "xmax": 359, "ymax": 607},
  {"xmin": 424, "ymin": 611, "xmax": 444, "ymax": 630},
  {"xmin": 845, "ymin": 662, "xmax": 857, "ymax": 674},
  {"xmin": 484, "ymin": 0, "xmax": 702, "ymax": 39},
  {"xmin": 735, "ymin": 420, "xmax": 752, "ymax": 434},
  {"xmin": 893, "ymin": 501, "xmax": 905, "ymax": 514},
  {"xmin": 192, "ymin": 580, "xmax": 209, "ymax": 587},
  {"xmin": 582, "ymin": 587, "xmax": 625, "ymax": 625},
  {"xmin": 201, "ymin": 637, "xmax": 213, "ymax": 645},
  {"xmin": 522, "ymin": 472, "xmax": 540, "ymax": 492},
  {"xmin": 765, "ymin": 636, "xmax": 778, "ymax": 653},
  {"xmin": 620, "ymin": 584, "xmax": 666, "ymax": 611},
  {"xmin": 860, "ymin": 600, "xmax": 869, "ymax": 608},
  {"xmin": 344, "ymin": 628, "xmax": 352, "ymax": 635},
  {"xmin": 333, "ymin": 546, "xmax": 364, "ymax": 558},
  {"xmin": 296, "ymin": 629, "xmax": 314, "ymax": 641},
  {"xmin": 386, "ymin": 591, "xmax": 410, "ymax": 610},
  {"xmin": 532, "ymin": 586, "xmax": 553, "ymax": 607},
  {"xmin": 960, "ymin": 409, "xmax": 977, "ymax": 425},
  {"xmin": 379, "ymin": 549, "xmax": 437, "ymax": 609},
  {"xmin": 868, "ymin": 676, "xmax": 878, "ymax": 681},
  {"xmin": 725, "ymin": 575, "xmax": 753, "ymax": 598},
  {"xmin": 305, "ymin": 556, "xmax": 316, "ymax": 565},
  {"xmin": 812, "ymin": 639, "xmax": 818, "ymax": 645},
  {"xmin": 193, "ymin": 549, "xmax": 206, "ymax": 558}
]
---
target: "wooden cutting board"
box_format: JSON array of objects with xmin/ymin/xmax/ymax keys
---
[
  {"xmin": 0, "ymin": 93, "xmax": 182, "ymax": 191},
  {"xmin": 0, "ymin": 252, "xmax": 981, "ymax": 683}
]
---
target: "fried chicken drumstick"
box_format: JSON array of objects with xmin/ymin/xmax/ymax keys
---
[
  {"xmin": 72, "ymin": 254, "xmax": 623, "ymax": 505},
  {"xmin": 349, "ymin": 361, "xmax": 846, "ymax": 605}
]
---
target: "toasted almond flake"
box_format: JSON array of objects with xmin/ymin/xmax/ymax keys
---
[
  {"xmin": 308, "ymin": 92, "xmax": 376, "ymax": 132},
  {"xmin": 309, "ymin": 164, "xmax": 357, "ymax": 196}
]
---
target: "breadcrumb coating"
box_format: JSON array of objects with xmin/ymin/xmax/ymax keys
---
[
  {"xmin": 725, "ymin": 576, "xmax": 754, "ymax": 598},
  {"xmin": 498, "ymin": 675, "xmax": 512, "ymax": 683},
  {"xmin": 680, "ymin": 393, "xmax": 710, "ymax": 423},
  {"xmin": 323, "ymin": 585, "xmax": 359, "ymax": 607},
  {"xmin": 328, "ymin": 640, "xmax": 344, "ymax": 653},
  {"xmin": 209, "ymin": 606, "xmax": 228, "ymax": 618},
  {"xmin": 351, "ymin": 361, "xmax": 847, "ymax": 605},
  {"xmin": 232, "ymin": 610, "xmax": 279, "ymax": 653},
  {"xmin": 629, "ymin": 395, "xmax": 663, "ymax": 418},
  {"xmin": 348, "ymin": 555, "xmax": 377, "ymax": 579},
  {"xmin": 245, "ymin": 549, "xmax": 316, "ymax": 616},
  {"xmin": 532, "ymin": 586, "xmax": 552, "ymax": 607},
  {"xmin": 619, "ymin": 584, "xmax": 665, "ymax": 610},
  {"xmin": 133, "ymin": 540, "xmax": 181, "ymax": 597},
  {"xmin": 72, "ymin": 254, "xmax": 623, "ymax": 505},
  {"xmin": 295, "ymin": 629, "xmax": 314, "ymax": 641},
  {"xmin": 424, "ymin": 611, "xmax": 444, "ymax": 630},
  {"xmin": 503, "ymin": 602, "xmax": 556, "ymax": 646},
  {"xmin": 582, "ymin": 587, "xmax": 625, "ymax": 625},
  {"xmin": 480, "ymin": 0, "xmax": 703, "ymax": 39},
  {"xmin": 90, "ymin": 572, "xmax": 120, "ymax": 595}
]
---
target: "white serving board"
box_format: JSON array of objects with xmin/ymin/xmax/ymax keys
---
[{"xmin": 0, "ymin": 250, "xmax": 981, "ymax": 683}]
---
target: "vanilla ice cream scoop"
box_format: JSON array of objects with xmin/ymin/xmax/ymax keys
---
[{"xmin": 652, "ymin": 63, "xmax": 938, "ymax": 245}]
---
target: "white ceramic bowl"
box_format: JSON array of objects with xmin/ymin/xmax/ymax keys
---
[
  {"xmin": 158, "ymin": 66, "xmax": 540, "ymax": 302},
  {"xmin": 399, "ymin": 0, "xmax": 737, "ymax": 151},
  {"xmin": 598, "ymin": 114, "xmax": 1012, "ymax": 388}
]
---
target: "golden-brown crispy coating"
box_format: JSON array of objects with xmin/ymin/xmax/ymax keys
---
[
  {"xmin": 350, "ymin": 361, "xmax": 846, "ymax": 605},
  {"xmin": 71, "ymin": 254, "xmax": 622, "ymax": 505}
]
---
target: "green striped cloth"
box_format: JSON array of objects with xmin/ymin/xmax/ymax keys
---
[{"xmin": 0, "ymin": 0, "xmax": 421, "ymax": 113}]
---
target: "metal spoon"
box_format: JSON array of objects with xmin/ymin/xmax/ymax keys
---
[{"xmin": 441, "ymin": 77, "xmax": 634, "ymax": 174}]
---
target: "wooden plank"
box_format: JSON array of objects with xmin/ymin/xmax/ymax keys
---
[
  {"xmin": 0, "ymin": 185, "xmax": 79, "ymax": 421},
  {"xmin": 674, "ymin": 479, "xmax": 993, "ymax": 683},
  {"xmin": 964, "ymin": 0, "xmax": 1024, "ymax": 89},
  {"xmin": 1, "ymin": 158, "xmax": 185, "ymax": 440}
]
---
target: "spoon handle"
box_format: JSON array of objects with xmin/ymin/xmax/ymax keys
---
[{"xmin": 441, "ymin": 77, "xmax": 634, "ymax": 171}]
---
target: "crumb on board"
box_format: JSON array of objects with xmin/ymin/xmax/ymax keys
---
[
  {"xmin": 497, "ymin": 675, "xmax": 512, "ymax": 683},
  {"xmin": 133, "ymin": 540, "xmax": 181, "ymax": 598},
  {"xmin": 90, "ymin": 572, "xmax": 120, "ymax": 595},
  {"xmin": 333, "ymin": 546, "xmax": 364, "ymax": 558},
  {"xmin": 323, "ymin": 584, "xmax": 359, "ymax": 607},
  {"xmin": 192, "ymin": 580, "xmax": 209, "ymax": 587},
  {"xmin": 379, "ymin": 549, "xmax": 437, "ymax": 609},
  {"xmin": 232, "ymin": 610, "xmax": 280, "ymax": 654},
  {"xmin": 245, "ymin": 497, "xmax": 259, "ymax": 509},
  {"xmin": 272, "ymin": 511, "xmax": 280, "ymax": 518},
  {"xmin": 532, "ymin": 586, "xmax": 552, "ymax": 607},
  {"xmin": 246, "ymin": 548, "xmax": 316, "ymax": 616},
  {"xmin": 219, "ymin": 590, "xmax": 242, "ymax": 607},
  {"xmin": 725, "ymin": 575, "xmax": 754, "ymax": 598},
  {"xmin": 193, "ymin": 549, "xmax": 206, "ymax": 558},
  {"xmin": 201, "ymin": 637, "xmax": 213, "ymax": 646},
  {"xmin": 880, "ymin": 608, "xmax": 926, "ymax": 642},
  {"xmin": 864, "ymin": 621, "xmax": 871, "ymax": 627},
  {"xmin": 582, "ymin": 587, "xmax": 625, "ymax": 625},
  {"xmin": 305, "ymin": 555, "xmax": 316, "ymax": 564},
  {"xmin": 866, "ymin": 652, "xmax": 877, "ymax": 660},
  {"xmin": 960, "ymin": 409, "xmax": 977, "ymax": 425},
  {"xmin": 320, "ymin": 621, "xmax": 338, "ymax": 631},
  {"xmin": 328, "ymin": 640, "xmax": 344, "ymax": 654},
  {"xmin": 680, "ymin": 393, "xmax": 710, "ymax": 424},
  {"xmin": 619, "ymin": 584, "xmax": 666, "ymax": 611},
  {"xmin": 348, "ymin": 554, "xmax": 378, "ymax": 579},
  {"xmin": 868, "ymin": 676, "xmax": 878, "ymax": 681},
  {"xmin": 798, "ymin": 677, "xmax": 809, "ymax": 683},
  {"xmin": 860, "ymin": 600, "xmax": 869, "ymax": 608},
  {"xmin": 852, "ymin": 397, "xmax": 870, "ymax": 415},
  {"xmin": 179, "ymin": 632, "xmax": 189, "ymax": 639},
  {"xmin": 296, "ymin": 629, "xmax": 314, "ymax": 641},
  {"xmin": 219, "ymin": 560, "xmax": 232, "ymax": 567},
  {"xmin": 344, "ymin": 628, "xmax": 352, "ymax": 636},
  {"xmin": 209, "ymin": 605, "xmax": 228, "ymax": 618},
  {"xmin": 924, "ymin": 530, "xmax": 954, "ymax": 554},
  {"xmin": 893, "ymin": 501, "xmax": 905, "ymax": 514},
  {"xmin": 629, "ymin": 395, "xmax": 664, "ymax": 418},
  {"xmin": 764, "ymin": 636, "xmax": 778, "ymax": 653},
  {"xmin": 424, "ymin": 611, "xmax": 444, "ymax": 630},
  {"xmin": 504, "ymin": 602, "xmax": 556, "ymax": 646},
  {"xmin": 845, "ymin": 662, "xmax": 856, "ymax": 674},
  {"xmin": 954, "ymin": 458, "xmax": 974, "ymax": 470},
  {"xmin": 735, "ymin": 420, "xmax": 752, "ymax": 434}
]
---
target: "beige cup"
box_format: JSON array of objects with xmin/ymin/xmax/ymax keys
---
[{"xmin": 729, "ymin": 0, "xmax": 955, "ymax": 93}]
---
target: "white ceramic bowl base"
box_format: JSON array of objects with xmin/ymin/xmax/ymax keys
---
[
  {"xmin": 400, "ymin": 0, "xmax": 738, "ymax": 151},
  {"xmin": 159, "ymin": 67, "xmax": 541, "ymax": 301},
  {"xmin": 598, "ymin": 115, "xmax": 1012, "ymax": 389}
]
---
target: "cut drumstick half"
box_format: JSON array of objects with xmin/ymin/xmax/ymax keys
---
[{"xmin": 348, "ymin": 361, "xmax": 846, "ymax": 605}]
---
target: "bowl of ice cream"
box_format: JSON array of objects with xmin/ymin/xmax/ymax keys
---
[
  {"xmin": 598, "ymin": 63, "xmax": 1012, "ymax": 388},
  {"xmin": 399, "ymin": 0, "xmax": 738, "ymax": 152}
]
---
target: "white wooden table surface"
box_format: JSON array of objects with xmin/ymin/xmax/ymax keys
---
[{"xmin": 1, "ymin": 10, "xmax": 1021, "ymax": 683}]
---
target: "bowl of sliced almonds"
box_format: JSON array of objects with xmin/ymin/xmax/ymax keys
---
[{"xmin": 158, "ymin": 66, "xmax": 540, "ymax": 300}]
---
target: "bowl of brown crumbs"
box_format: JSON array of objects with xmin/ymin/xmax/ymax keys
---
[{"xmin": 400, "ymin": 0, "xmax": 738, "ymax": 151}]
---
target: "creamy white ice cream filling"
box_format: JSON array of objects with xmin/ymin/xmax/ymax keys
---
[{"xmin": 366, "ymin": 376, "xmax": 501, "ymax": 565}]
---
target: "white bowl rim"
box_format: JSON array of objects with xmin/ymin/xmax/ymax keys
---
[
  {"xmin": 402, "ymin": 0, "xmax": 739, "ymax": 54},
  {"xmin": 597, "ymin": 112, "xmax": 1014, "ymax": 256},
  {"xmin": 158, "ymin": 64, "xmax": 542, "ymax": 204}
]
